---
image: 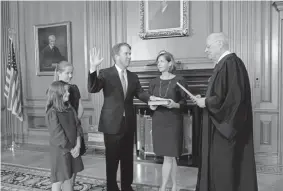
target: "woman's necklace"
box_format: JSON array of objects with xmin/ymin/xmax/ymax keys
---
[{"xmin": 159, "ymin": 80, "xmax": 171, "ymax": 98}]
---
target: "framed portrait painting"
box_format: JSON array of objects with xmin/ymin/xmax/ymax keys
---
[
  {"xmin": 34, "ymin": 21, "xmax": 71, "ymax": 76},
  {"xmin": 139, "ymin": 0, "xmax": 189, "ymax": 39}
]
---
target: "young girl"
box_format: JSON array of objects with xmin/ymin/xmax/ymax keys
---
[
  {"xmin": 54, "ymin": 61, "xmax": 84, "ymax": 119},
  {"xmin": 46, "ymin": 81, "xmax": 84, "ymax": 191},
  {"xmin": 53, "ymin": 60, "xmax": 85, "ymax": 187}
]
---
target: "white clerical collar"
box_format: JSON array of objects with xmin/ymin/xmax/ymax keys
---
[{"xmin": 217, "ymin": 50, "xmax": 232, "ymax": 64}]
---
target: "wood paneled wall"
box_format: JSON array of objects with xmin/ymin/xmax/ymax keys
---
[
  {"xmin": 1, "ymin": 1, "xmax": 10, "ymax": 147},
  {"xmin": 222, "ymin": 1, "xmax": 282, "ymax": 166}
]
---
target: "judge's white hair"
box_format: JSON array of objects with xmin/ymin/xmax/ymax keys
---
[{"xmin": 208, "ymin": 32, "xmax": 229, "ymax": 49}]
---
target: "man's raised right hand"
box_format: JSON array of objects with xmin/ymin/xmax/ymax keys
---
[{"xmin": 89, "ymin": 47, "xmax": 104, "ymax": 73}]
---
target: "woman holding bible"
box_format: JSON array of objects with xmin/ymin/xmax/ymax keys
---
[{"xmin": 148, "ymin": 51, "xmax": 187, "ymax": 191}]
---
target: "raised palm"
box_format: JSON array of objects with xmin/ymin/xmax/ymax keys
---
[{"xmin": 89, "ymin": 47, "xmax": 104, "ymax": 69}]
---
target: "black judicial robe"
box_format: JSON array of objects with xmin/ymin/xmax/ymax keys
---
[{"xmin": 196, "ymin": 53, "xmax": 258, "ymax": 191}]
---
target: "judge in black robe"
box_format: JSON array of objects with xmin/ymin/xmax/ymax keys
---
[{"xmin": 192, "ymin": 33, "xmax": 258, "ymax": 191}]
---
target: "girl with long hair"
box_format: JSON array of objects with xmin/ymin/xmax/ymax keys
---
[{"xmin": 46, "ymin": 81, "xmax": 84, "ymax": 191}]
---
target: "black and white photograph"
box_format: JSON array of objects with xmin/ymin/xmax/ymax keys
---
[{"xmin": 1, "ymin": 1, "xmax": 282, "ymax": 191}]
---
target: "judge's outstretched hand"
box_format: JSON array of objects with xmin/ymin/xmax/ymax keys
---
[
  {"xmin": 190, "ymin": 94, "xmax": 200, "ymax": 104},
  {"xmin": 192, "ymin": 96, "xmax": 206, "ymax": 108},
  {"xmin": 89, "ymin": 47, "xmax": 104, "ymax": 72},
  {"xmin": 195, "ymin": 94, "xmax": 201, "ymax": 99}
]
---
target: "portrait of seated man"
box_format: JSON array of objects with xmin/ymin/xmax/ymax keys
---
[
  {"xmin": 148, "ymin": 0, "xmax": 181, "ymax": 30},
  {"xmin": 40, "ymin": 35, "xmax": 65, "ymax": 70}
]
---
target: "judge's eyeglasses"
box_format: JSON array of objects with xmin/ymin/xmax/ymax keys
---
[{"xmin": 206, "ymin": 40, "xmax": 220, "ymax": 49}]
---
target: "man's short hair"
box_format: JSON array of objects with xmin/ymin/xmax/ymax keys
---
[{"xmin": 111, "ymin": 43, "xmax": 131, "ymax": 62}]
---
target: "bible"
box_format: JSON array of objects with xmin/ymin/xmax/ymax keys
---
[{"xmin": 148, "ymin": 99, "xmax": 171, "ymax": 106}]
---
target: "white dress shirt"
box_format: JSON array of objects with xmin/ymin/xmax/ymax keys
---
[
  {"xmin": 115, "ymin": 65, "xmax": 127, "ymax": 116},
  {"xmin": 115, "ymin": 64, "xmax": 128, "ymax": 92}
]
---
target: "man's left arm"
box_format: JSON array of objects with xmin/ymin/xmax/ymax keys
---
[
  {"xmin": 134, "ymin": 77, "xmax": 151, "ymax": 103},
  {"xmin": 134, "ymin": 74, "xmax": 160, "ymax": 102}
]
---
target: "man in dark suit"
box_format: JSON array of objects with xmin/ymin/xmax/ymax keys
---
[
  {"xmin": 88, "ymin": 43, "xmax": 157, "ymax": 191},
  {"xmin": 40, "ymin": 35, "xmax": 64, "ymax": 68}
]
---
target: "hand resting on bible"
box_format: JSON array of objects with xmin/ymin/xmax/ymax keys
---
[{"xmin": 149, "ymin": 98, "xmax": 179, "ymax": 109}]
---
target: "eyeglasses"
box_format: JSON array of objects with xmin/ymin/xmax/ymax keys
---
[{"xmin": 206, "ymin": 40, "xmax": 219, "ymax": 49}]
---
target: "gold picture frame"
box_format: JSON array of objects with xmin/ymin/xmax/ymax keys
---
[
  {"xmin": 34, "ymin": 21, "xmax": 71, "ymax": 76},
  {"xmin": 139, "ymin": 0, "xmax": 189, "ymax": 39}
]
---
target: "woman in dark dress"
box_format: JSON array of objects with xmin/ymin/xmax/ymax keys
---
[
  {"xmin": 149, "ymin": 51, "xmax": 187, "ymax": 191},
  {"xmin": 46, "ymin": 81, "xmax": 84, "ymax": 191}
]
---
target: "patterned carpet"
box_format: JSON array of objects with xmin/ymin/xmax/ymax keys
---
[{"xmin": 0, "ymin": 163, "xmax": 162, "ymax": 191}]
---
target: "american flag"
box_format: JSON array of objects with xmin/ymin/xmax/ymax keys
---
[{"xmin": 4, "ymin": 38, "xmax": 23, "ymax": 121}]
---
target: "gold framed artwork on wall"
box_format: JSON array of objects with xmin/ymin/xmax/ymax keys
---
[
  {"xmin": 34, "ymin": 21, "xmax": 71, "ymax": 76},
  {"xmin": 139, "ymin": 0, "xmax": 189, "ymax": 40}
]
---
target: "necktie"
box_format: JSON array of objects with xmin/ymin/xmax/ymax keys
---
[{"xmin": 120, "ymin": 70, "xmax": 127, "ymax": 97}]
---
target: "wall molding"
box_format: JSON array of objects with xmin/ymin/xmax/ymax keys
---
[
  {"xmin": 273, "ymin": 1, "xmax": 283, "ymax": 11},
  {"xmin": 255, "ymin": 153, "xmax": 280, "ymax": 166},
  {"xmin": 206, "ymin": 1, "xmax": 213, "ymax": 35},
  {"xmin": 273, "ymin": 1, "xmax": 283, "ymax": 165},
  {"xmin": 253, "ymin": 109, "xmax": 279, "ymax": 114},
  {"xmin": 129, "ymin": 57, "xmax": 213, "ymax": 72},
  {"xmin": 24, "ymin": 92, "xmax": 92, "ymax": 103},
  {"xmin": 110, "ymin": 1, "xmax": 127, "ymax": 51},
  {"xmin": 26, "ymin": 96, "xmax": 46, "ymax": 101},
  {"xmin": 24, "ymin": 99, "xmax": 94, "ymax": 109},
  {"xmin": 280, "ymin": 10, "xmax": 283, "ymax": 167},
  {"xmin": 261, "ymin": 3, "xmax": 273, "ymax": 103},
  {"xmin": 84, "ymin": 1, "xmax": 112, "ymax": 130},
  {"xmin": 223, "ymin": 1, "xmax": 282, "ymax": 166}
]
